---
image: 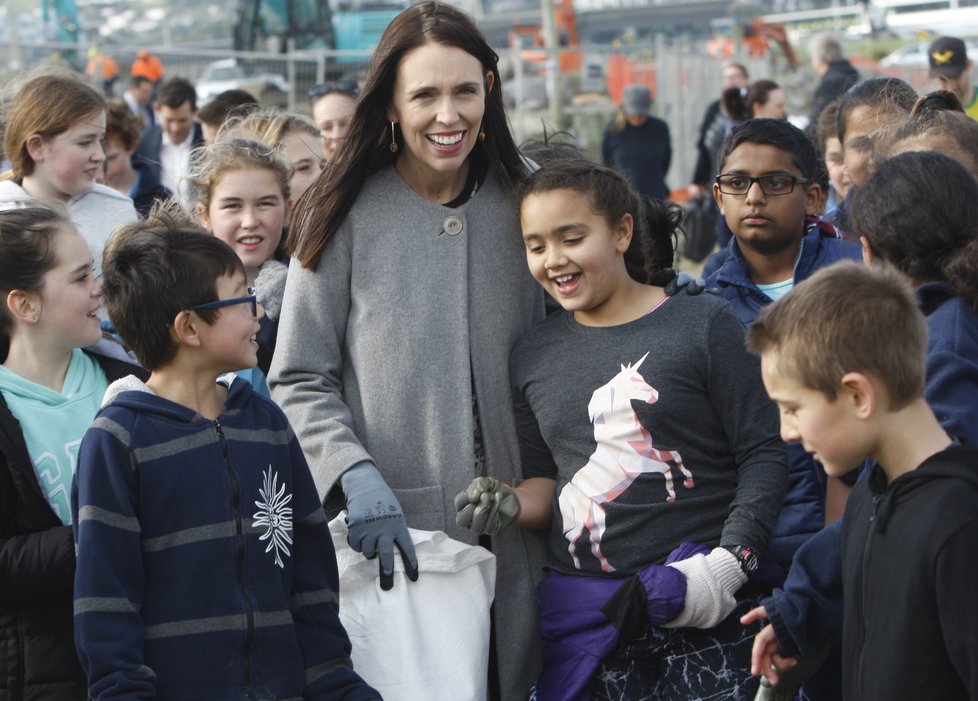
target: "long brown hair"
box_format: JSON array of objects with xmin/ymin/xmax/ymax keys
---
[
  {"xmin": 2, "ymin": 70, "xmax": 106, "ymax": 179},
  {"xmin": 289, "ymin": 1, "xmax": 528, "ymax": 270}
]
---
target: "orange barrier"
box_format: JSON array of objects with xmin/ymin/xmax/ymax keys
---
[{"xmin": 606, "ymin": 54, "xmax": 656, "ymax": 104}]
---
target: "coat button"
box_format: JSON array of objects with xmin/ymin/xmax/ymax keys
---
[{"xmin": 443, "ymin": 215, "xmax": 464, "ymax": 236}]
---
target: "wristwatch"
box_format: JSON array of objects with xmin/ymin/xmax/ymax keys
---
[{"xmin": 723, "ymin": 545, "xmax": 759, "ymax": 574}]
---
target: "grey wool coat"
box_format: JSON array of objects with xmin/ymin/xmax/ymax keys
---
[{"xmin": 270, "ymin": 164, "xmax": 549, "ymax": 699}]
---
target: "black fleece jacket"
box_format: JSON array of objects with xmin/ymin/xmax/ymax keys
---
[
  {"xmin": 0, "ymin": 351, "xmax": 145, "ymax": 701},
  {"xmin": 841, "ymin": 443, "xmax": 978, "ymax": 701}
]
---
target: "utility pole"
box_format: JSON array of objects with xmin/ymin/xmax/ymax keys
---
[{"xmin": 540, "ymin": 0, "xmax": 563, "ymax": 129}]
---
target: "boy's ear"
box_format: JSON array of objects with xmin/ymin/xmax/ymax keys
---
[
  {"xmin": 712, "ymin": 182, "xmax": 725, "ymax": 215},
  {"xmin": 840, "ymin": 371, "xmax": 876, "ymax": 420},
  {"xmin": 170, "ymin": 310, "xmax": 203, "ymax": 348},
  {"xmin": 804, "ymin": 182, "xmax": 821, "ymax": 217},
  {"xmin": 6, "ymin": 289, "xmax": 40, "ymax": 325}
]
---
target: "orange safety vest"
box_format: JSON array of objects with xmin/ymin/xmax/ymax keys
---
[
  {"xmin": 131, "ymin": 53, "xmax": 164, "ymax": 82},
  {"xmin": 86, "ymin": 54, "xmax": 120, "ymax": 80}
]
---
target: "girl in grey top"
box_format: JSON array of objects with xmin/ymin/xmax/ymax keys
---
[{"xmin": 456, "ymin": 158, "xmax": 787, "ymax": 700}]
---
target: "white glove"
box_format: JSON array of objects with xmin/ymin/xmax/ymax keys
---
[{"xmin": 662, "ymin": 547, "xmax": 747, "ymax": 629}]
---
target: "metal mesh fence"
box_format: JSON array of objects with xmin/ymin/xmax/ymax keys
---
[{"xmin": 0, "ymin": 36, "xmax": 943, "ymax": 192}]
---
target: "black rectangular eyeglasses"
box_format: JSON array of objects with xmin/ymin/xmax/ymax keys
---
[
  {"xmin": 188, "ymin": 288, "xmax": 258, "ymax": 317},
  {"xmin": 715, "ymin": 173, "xmax": 810, "ymax": 196}
]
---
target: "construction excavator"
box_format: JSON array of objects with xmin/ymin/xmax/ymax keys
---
[
  {"xmin": 707, "ymin": 18, "xmax": 799, "ymax": 68},
  {"xmin": 508, "ymin": 0, "xmax": 581, "ymax": 72}
]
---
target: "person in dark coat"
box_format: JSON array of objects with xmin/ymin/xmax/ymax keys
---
[
  {"xmin": 103, "ymin": 98, "xmax": 171, "ymax": 218},
  {"xmin": 691, "ymin": 61, "xmax": 750, "ymax": 197},
  {"xmin": 806, "ymin": 34, "xmax": 858, "ymax": 133},
  {"xmin": 602, "ymin": 84, "xmax": 672, "ymax": 201}
]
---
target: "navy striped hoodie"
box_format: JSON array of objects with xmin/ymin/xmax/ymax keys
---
[{"xmin": 72, "ymin": 375, "xmax": 379, "ymax": 701}]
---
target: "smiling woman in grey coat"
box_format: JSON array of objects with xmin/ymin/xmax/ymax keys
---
[{"xmin": 269, "ymin": 3, "xmax": 548, "ymax": 698}]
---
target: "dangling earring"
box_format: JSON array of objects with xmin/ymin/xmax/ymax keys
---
[
  {"xmin": 389, "ymin": 122, "xmax": 398, "ymax": 153},
  {"xmin": 479, "ymin": 128, "xmax": 486, "ymax": 142}
]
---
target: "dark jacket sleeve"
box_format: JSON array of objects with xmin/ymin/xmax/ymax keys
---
[
  {"xmin": 925, "ymin": 346, "xmax": 978, "ymax": 446},
  {"xmin": 692, "ymin": 101, "xmax": 720, "ymax": 186},
  {"xmin": 0, "ymin": 523, "xmax": 76, "ymax": 603},
  {"xmin": 72, "ymin": 414, "xmax": 157, "ymax": 700},
  {"xmin": 762, "ymin": 519, "xmax": 844, "ymax": 658},
  {"xmin": 133, "ymin": 126, "xmax": 163, "ymax": 180},
  {"xmin": 706, "ymin": 303, "xmax": 788, "ymax": 554},
  {"xmin": 256, "ymin": 315, "xmax": 278, "ymax": 376},
  {"xmin": 935, "ymin": 519, "xmax": 978, "ymax": 698},
  {"xmin": 0, "ymin": 407, "xmax": 77, "ymax": 604},
  {"xmin": 807, "ymin": 62, "xmax": 859, "ymax": 133},
  {"xmin": 286, "ymin": 430, "xmax": 381, "ymax": 701}
]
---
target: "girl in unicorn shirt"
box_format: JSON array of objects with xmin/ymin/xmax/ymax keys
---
[{"xmin": 455, "ymin": 157, "xmax": 788, "ymax": 701}]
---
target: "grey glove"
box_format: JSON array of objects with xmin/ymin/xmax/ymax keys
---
[
  {"xmin": 340, "ymin": 462, "xmax": 419, "ymax": 591},
  {"xmin": 454, "ymin": 477, "xmax": 520, "ymax": 535}
]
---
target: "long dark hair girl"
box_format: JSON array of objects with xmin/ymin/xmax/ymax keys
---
[
  {"xmin": 516, "ymin": 157, "xmax": 681, "ymax": 285},
  {"xmin": 852, "ymin": 150, "xmax": 978, "ymax": 312}
]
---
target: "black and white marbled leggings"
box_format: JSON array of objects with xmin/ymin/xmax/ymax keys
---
[{"xmin": 591, "ymin": 597, "xmax": 769, "ymax": 701}]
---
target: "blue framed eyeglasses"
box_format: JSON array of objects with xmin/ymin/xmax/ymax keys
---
[{"xmin": 188, "ymin": 288, "xmax": 258, "ymax": 317}]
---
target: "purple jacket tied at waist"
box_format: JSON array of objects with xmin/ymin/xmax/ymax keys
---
[{"xmin": 535, "ymin": 542, "xmax": 706, "ymax": 701}]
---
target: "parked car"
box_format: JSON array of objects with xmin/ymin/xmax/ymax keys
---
[{"xmin": 196, "ymin": 58, "xmax": 289, "ymax": 107}]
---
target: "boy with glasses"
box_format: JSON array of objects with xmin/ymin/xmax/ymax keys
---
[
  {"xmin": 71, "ymin": 211, "xmax": 379, "ymax": 701},
  {"xmin": 704, "ymin": 118, "xmax": 862, "ymax": 700},
  {"xmin": 705, "ymin": 118, "xmax": 860, "ymax": 321}
]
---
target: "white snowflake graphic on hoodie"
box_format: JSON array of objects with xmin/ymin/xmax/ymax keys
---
[{"xmin": 253, "ymin": 466, "xmax": 293, "ymax": 568}]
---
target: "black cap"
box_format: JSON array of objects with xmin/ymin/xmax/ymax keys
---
[{"xmin": 929, "ymin": 36, "xmax": 969, "ymax": 78}]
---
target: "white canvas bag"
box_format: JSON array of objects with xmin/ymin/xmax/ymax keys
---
[{"xmin": 329, "ymin": 516, "xmax": 497, "ymax": 700}]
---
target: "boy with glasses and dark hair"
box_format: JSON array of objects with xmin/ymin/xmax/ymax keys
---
[
  {"xmin": 309, "ymin": 79, "xmax": 359, "ymax": 162},
  {"xmin": 71, "ymin": 209, "xmax": 379, "ymax": 701},
  {"xmin": 703, "ymin": 117, "xmax": 862, "ymax": 700},
  {"xmin": 705, "ymin": 118, "xmax": 860, "ymax": 331}
]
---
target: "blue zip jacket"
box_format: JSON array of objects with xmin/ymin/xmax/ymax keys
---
[
  {"xmin": 919, "ymin": 282, "xmax": 978, "ymax": 445},
  {"xmin": 72, "ymin": 375, "xmax": 379, "ymax": 701},
  {"xmin": 704, "ymin": 221, "xmax": 862, "ymax": 565}
]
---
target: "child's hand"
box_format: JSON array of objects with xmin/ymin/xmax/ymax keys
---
[
  {"xmin": 454, "ymin": 477, "xmax": 520, "ymax": 535},
  {"xmin": 740, "ymin": 605, "xmax": 798, "ymax": 687}
]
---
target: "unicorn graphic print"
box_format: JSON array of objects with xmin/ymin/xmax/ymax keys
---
[{"xmin": 558, "ymin": 353, "xmax": 694, "ymax": 572}]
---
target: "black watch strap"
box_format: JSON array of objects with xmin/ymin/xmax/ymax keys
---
[{"xmin": 724, "ymin": 544, "xmax": 759, "ymax": 574}]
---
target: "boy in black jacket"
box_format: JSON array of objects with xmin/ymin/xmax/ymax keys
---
[{"xmin": 745, "ymin": 261, "xmax": 978, "ymax": 701}]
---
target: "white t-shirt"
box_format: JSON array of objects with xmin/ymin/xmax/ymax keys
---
[{"xmin": 160, "ymin": 131, "xmax": 193, "ymax": 198}]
